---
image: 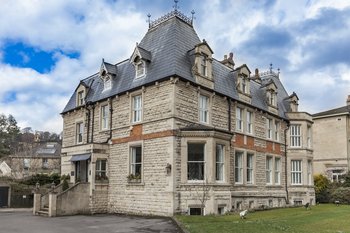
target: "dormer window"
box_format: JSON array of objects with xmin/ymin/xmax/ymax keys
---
[
  {"xmin": 236, "ymin": 65, "xmax": 251, "ymax": 98},
  {"xmin": 190, "ymin": 40, "xmax": 214, "ymax": 89},
  {"xmin": 241, "ymin": 77, "xmax": 247, "ymax": 93},
  {"xmin": 200, "ymin": 54, "xmax": 207, "ymax": 76},
  {"xmin": 99, "ymin": 59, "xmax": 116, "ymax": 92},
  {"xmin": 134, "ymin": 56, "xmax": 146, "ymax": 78},
  {"xmin": 267, "ymin": 90, "xmax": 277, "ymax": 107},
  {"xmin": 130, "ymin": 45, "xmax": 151, "ymax": 79},
  {"xmin": 103, "ymin": 76, "xmax": 112, "ymax": 91},
  {"xmin": 77, "ymin": 90, "xmax": 85, "ymax": 106}
]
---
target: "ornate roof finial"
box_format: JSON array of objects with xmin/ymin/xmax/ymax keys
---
[
  {"xmin": 147, "ymin": 13, "xmax": 151, "ymax": 28},
  {"xmin": 191, "ymin": 10, "xmax": 195, "ymax": 24},
  {"xmin": 269, "ymin": 63, "xmax": 273, "ymax": 72},
  {"xmin": 173, "ymin": 0, "xmax": 179, "ymax": 11}
]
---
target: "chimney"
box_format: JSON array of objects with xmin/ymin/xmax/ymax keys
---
[
  {"xmin": 220, "ymin": 52, "xmax": 235, "ymax": 69},
  {"xmin": 252, "ymin": 68, "xmax": 261, "ymax": 83},
  {"xmin": 347, "ymin": 95, "xmax": 350, "ymax": 106}
]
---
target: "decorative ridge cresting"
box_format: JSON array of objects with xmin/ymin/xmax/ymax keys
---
[{"xmin": 149, "ymin": 10, "xmax": 193, "ymax": 29}]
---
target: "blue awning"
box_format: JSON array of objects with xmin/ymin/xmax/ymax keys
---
[{"xmin": 69, "ymin": 153, "xmax": 91, "ymax": 162}]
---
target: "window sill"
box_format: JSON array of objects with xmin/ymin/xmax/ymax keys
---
[
  {"xmin": 99, "ymin": 128, "xmax": 110, "ymax": 133},
  {"xmin": 127, "ymin": 180, "xmax": 144, "ymax": 186}
]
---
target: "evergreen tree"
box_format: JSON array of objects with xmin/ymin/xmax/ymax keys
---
[{"xmin": 0, "ymin": 114, "xmax": 20, "ymax": 157}]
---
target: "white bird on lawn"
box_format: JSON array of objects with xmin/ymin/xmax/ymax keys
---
[{"xmin": 240, "ymin": 210, "xmax": 248, "ymax": 219}]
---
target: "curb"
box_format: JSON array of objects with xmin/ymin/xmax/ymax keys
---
[
  {"xmin": 0, "ymin": 208, "xmax": 32, "ymax": 213},
  {"xmin": 171, "ymin": 216, "xmax": 190, "ymax": 233}
]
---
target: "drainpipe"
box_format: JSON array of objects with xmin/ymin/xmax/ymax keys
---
[
  {"xmin": 284, "ymin": 122, "xmax": 290, "ymax": 204},
  {"xmin": 228, "ymin": 98, "xmax": 232, "ymax": 132},
  {"xmin": 91, "ymin": 105, "xmax": 95, "ymax": 143},
  {"xmin": 105, "ymin": 98, "xmax": 113, "ymax": 144},
  {"xmin": 85, "ymin": 102, "xmax": 93, "ymax": 143}
]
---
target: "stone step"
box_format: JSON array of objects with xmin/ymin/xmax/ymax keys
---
[
  {"xmin": 36, "ymin": 210, "xmax": 49, "ymax": 217},
  {"xmin": 41, "ymin": 207, "xmax": 49, "ymax": 211}
]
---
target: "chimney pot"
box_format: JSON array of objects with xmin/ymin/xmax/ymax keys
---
[
  {"xmin": 224, "ymin": 55, "xmax": 227, "ymax": 60},
  {"xmin": 347, "ymin": 95, "xmax": 350, "ymax": 106}
]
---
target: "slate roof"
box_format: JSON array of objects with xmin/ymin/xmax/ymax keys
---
[
  {"xmin": 62, "ymin": 11, "xmax": 292, "ymax": 120},
  {"xmin": 313, "ymin": 105, "xmax": 350, "ymax": 118}
]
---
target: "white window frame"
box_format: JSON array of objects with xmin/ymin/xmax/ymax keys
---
[
  {"xmin": 291, "ymin": 160, "xmax": 302, "ymax": 185},
  {"xmin": 246, "ymin": 111, "xmax": 253, "ymax": 134},
  {"xmin": 290, "ymin": 125, "xmax": 301, "ymax": 148},
  {"xmin": 199, "ymin": 95, "xmax": 209, "ymax": 124},
  {"xmin": 275, "ymin": 157, "xmax": 281, "ymax": 185},
  {"xmin": 307, "ymin": 160, "xmax": 312, "ymax": 185},
  {"xmin": 266, "ymin": 156, "xmax": 273, "ymax": 184},
  {"xmin": 42, "ymin": 158, "xmax": 48, "ymax": 169},
  {"xmin": 235, "ymin": 151, "xmax": 243, "ymax": 184},
  {"xmin": 241, "ymin": 77, "xmax": 247, "ymax": 93},
  {"xmin": 267, "ymin": 118, "xmax": 272, "ymax": 139},
  {"xmin": 246, "ymin": 153, "xmax": 254, "ymax": 184},
  {"xmin": 216, "ymin": 144, "xmax": 224, "ymax": 182},
  {"xmin": 101, "ymin": 105, "xmax": 109, "ymax": 130},
  {"xmin": 130, "ymin": 146, "xmax": 142, "ymax": 178},
  {"xmin": 132, "ymin": 95, "xmax": 142, "ymax": 123},
  {"xmin": 274, "ymin": 121, "xmax": 279, "ymax": 141},
  {"xmin": 23, "ymin": 158, "xmax": 31, "ymax": 169},
  {"xmin": 307, "ymin": 125, "xmax": 312, "ymax": 149},
  {"xmin": 96, "ymin": 159, "xmax": 107, "ymax": 179},
  {"xmin": 135, "ymin": 59, "xmax": 145, "ymax": 78},
  {"xmin": 76, "ymin": 122, "xmax": 84, "ymax": 144},
  {"xmin": 187, "ymin": 143, "xmax": 205, "ymax": 181},
  {"xmin": 236, "ymin": 107, "xmax": 243, "ymax": 132},
  {"xmin": 200, "ymin": 54, "xmax": 207, "ymax": 76},
  {"xmin": 103, "ymin": 76, "xmax": 112, "ymax": 91},
  {"xmin": 77, "ymin": 90, "xmax": 85, "ymax": 106}
]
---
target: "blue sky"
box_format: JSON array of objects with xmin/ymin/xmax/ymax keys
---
[{"xmin": 0, "ymin": 0, "xmax": 349, "ymax": 133}]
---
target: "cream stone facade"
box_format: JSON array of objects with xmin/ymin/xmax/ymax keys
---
[
  {"xmin": 312, "ymin": 96, "xmax": 350, "ymax": 182},
  {"xmin": 52, "ymin": 9, "xmax": 315, "ymax": 217}
]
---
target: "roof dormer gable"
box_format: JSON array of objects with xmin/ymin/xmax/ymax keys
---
[
  {"xmin": 263, "ymin": 80, "xmax": 278, "ymax": 109},
  {"xmin": 235, "ymin": 64, "xmax": 251, "ymax": 98},
  {"xmin": 130, "ymin": 44, "xmax": 151, "ymax": 79},
  {"xmin": 99, "ymin": 59, "xmax": 116, "ymax": 91},
  {"xmin": 76, "ymin": 82, "xmax": 88, "ymax": 107},
  {"xmin": 190, "ymin": 39, "xmax": 214, "ymax": 89},
  {"xmin": 288, "ymin": 92, "xmax": 299, "ymax": 112}
]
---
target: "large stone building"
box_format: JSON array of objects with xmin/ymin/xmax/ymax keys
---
[
  {"xmin": 313, "ymin": 96, "xmax": 350, "ymax": 182},
  {"xmin": 3, "ymin": 141, "xmax": 61, "ymax": 179},
  {"xmin": 58, "ymin": 9, "xmax": 314, "ymax": 216}
]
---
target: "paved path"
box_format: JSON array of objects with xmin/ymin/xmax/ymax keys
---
[{"xmin": 0, "ymin": 210, "xmax": 182, "ymax": 233}]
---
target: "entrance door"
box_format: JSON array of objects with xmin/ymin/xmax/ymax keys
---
[
  {"xmin": 0, "ymin": 187, "xmax": 9, "ymax": 207},
  {"xmin": 75, "ymin": 160, "xmax": 88, "ymax": 182}
]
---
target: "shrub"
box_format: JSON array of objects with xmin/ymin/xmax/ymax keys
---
[
  {"xmin": 330, "ymin": 187, "xmax": 350, "ymax": 204},
  {"xmin": 21, "ymin": 173, "xmax": 60, "ymax": 186},
  {"xmin": 61, "ymin": 174, "xmax": 70, "ymax": 191},
  {"xmin": 314, "ymin": 174, "xmax": 331, "ymax": 203}
]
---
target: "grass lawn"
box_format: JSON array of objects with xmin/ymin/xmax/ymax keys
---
[{"xmin": 176, "ymin": 204, "xmax": 350, "ymax": 233}]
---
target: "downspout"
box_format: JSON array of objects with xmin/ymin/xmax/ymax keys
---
[
  {"xmin": 91, "ymin": 105, "xmax": 95, "ymax": 143},
  {"xmin": 84, "ymin": 80, "xmax": 94, "ymax": 143},
  {"xmin": 86, "ymin": 106, "xmax": 91, "ymax": 143},
  {"xmin": 228, "ymin": 98, "xmax": 232, "ymax": 132},
  {"xmin": 284, "ymin": 122, "xmax": 290, "ymax": 204},
  {"xmin": 105, "ymin": 98, "xmax": 113, "ymax": 143}
]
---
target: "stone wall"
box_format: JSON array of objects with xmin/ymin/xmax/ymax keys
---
[
  {"xmin": 90, "ymin": 183, "xmax": 108, "ymax": 214},
  {"xmin": 108, "ymin": 137, "xmax": 174, "ymax": 216},
  {"xmin": 56, "ymin": 183, "xmax": 90, "ymax": 216}
]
